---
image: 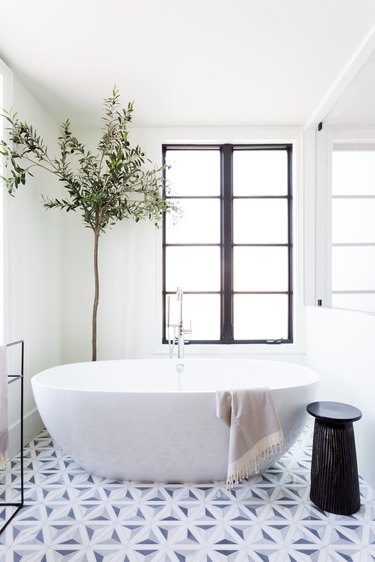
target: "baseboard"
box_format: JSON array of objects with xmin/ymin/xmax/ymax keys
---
[{"xmin": 8, "ymin": 408, "xmax": 44, "ymax": 459}]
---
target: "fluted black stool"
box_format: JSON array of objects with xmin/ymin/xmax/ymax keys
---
[{"xmin": 307, "ymin": 401, "xmax": 362, "ymax": 515}]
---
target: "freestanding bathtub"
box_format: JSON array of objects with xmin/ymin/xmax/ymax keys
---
[{"xmin": 31, "ymin": 358, "xmax": 319, "ymax": 482}]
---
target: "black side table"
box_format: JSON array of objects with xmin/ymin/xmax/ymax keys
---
[{"xmin": 306, "ymin": 401, "xmax": 362, "ymax": 515}]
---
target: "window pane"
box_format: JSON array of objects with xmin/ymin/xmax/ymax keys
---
[
  {"xmin": 332, "ymin": 293, "xmax": 375, "ymax": 313},
  {"xmin": 166, "ymin": 199, "xmax": 220, "ymax": 244},
  {"xmin": 233, "ymin": 150, "xmax": 288, "ymax": 196},
  {"xmin": 233, "ymin": 199, "xmax": 288, "ymax": 244},
  {"xmin": 332, "ymin": 150, "xmax": 375, "ymax": 195},
  {"xmin": 166, "ymin": 247, "xmax": 220, "ymax": 291},
  {"xmin": 165, "ymin": 150, "xmax": 220, "ymax": 196},
  {"xmin": 332, "ymin": 198, "xmax": 375, "ymax": 243},
  {"xmin": 166, "ymin": 294, "xmax": 220, "ymax": 340},
  {"xmin": 234, "ymin": 294, "xmax": 288, "ymax": 340},
  {"xmin": 234, "ymin": 247, "xmax": 288, "ymax": 291},
  {"xmin": 332, "ymin": 246, "xmax": 375, "ymax": 291}
]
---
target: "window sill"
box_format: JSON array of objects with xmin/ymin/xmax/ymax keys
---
[{"xmin": 153, "ymin": 342, "xmax": 304, "ymax": 358}]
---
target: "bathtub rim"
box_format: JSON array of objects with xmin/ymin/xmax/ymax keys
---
[{"xmin": 31, "ymin": 357, "xmax": 320, "ymax": 394}]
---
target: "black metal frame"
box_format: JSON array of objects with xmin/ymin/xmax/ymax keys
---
[
  {"xmin": 0, "ymin": 340, "xmax": 24, "ymax": 534},
  {"xmin": 162, "ymin": 144, "xmax": 293, "ymax": 344}
]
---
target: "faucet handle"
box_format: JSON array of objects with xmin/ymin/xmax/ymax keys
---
[{"xmin": 183, "ymin": 320, "xmax": 192, "ymax": 335}]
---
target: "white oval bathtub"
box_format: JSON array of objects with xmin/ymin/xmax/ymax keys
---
[{"xmin": 31, "ymin": 358, "xmax": 319, "ymax": 482}]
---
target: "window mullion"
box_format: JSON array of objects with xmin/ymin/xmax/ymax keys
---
[{"xmin": 221, "ymin": 144, "xmax": 233, "ymax": 343}]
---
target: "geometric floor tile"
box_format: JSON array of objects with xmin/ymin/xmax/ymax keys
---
[{"xmin": 0, "ymin": 425, "xmax": 374, "ymax": 561}]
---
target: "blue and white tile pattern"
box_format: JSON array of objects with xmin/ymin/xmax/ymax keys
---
[{"xmin": 0, "ymin": 427, "xmax": 374, "ymax": 561}]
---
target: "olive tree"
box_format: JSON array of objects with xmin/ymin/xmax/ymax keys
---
[{"xmin": 1, "ymin": 88, "xmax": 177, "ymax": 360}]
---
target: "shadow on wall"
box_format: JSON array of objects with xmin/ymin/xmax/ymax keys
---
[{"xmin": 304, "ymin": 305, "xmax": 375, "ymax": 488}]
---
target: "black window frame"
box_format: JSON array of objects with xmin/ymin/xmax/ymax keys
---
[{"xmin": 162, "ymin": 143, "xmax": 293, "ymax": 345}]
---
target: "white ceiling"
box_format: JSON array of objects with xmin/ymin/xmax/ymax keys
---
[
  {"xmin": 325, "ymin": 56, "xmax": 375, "ymax": 127},
  {"xmin": 1, "ymin": 0, "xmax": 375, "ymax": 128}
]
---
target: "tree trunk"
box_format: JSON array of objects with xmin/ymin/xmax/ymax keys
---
[{"xmin": 92, "ymin": 228, "xmax": 100, "ymax": 361}]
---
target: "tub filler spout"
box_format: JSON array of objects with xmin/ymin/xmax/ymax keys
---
[{"xmin": 167, "ymin": 287, "xmax": 192, "ymax": 359}]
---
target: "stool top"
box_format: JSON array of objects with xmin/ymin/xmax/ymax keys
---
[{"xmin": 307, "ymin": 401, "xmax": 362, "ymax": 423}]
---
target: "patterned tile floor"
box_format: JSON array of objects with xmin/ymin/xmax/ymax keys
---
[{"xmin": 0, "ymin": 426, "xmax": 374, "ymax": 561}]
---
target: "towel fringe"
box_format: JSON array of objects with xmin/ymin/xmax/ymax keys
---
[
  {"xmin": 226, "ymin": 440, "xmax": 284, "ymax": 489},
  {"xmin": 0, "ymin": 451, "xmax": 9, "ymax": 470}
]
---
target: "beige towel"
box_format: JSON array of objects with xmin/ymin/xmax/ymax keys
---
[
  {"xmin": 216, "ymin": 388, "xmax": 284, "ymax": 488},
  {"xmin": 0, "ymin": 345, "xmax": 8, "ymax": 469}
]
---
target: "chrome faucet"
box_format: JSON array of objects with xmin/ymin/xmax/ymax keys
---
[{"xmin": 167, "ymin": 287, "xmax": 192, "ymax": 359}]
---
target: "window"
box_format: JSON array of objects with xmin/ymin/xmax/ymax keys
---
[
  {"xmin": 331, "ymin": 146, "xmax": 375, "ymax": 313},
  {"xmin": 162, "ymin": 144, "xmax": 293, "ymax": 344}
]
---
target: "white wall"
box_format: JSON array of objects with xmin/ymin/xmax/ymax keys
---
[
  {"xmin": 60, "ymin": 123, "xmax": 164, "ymax": 362},
  {"xmin": 61, "ymin": 208, "xmax": 159, "ymax": 362},
  {"xmin": 304, "ymin": 305, "xmax": 375, "ymax": 488},
  {"xmin": 61, "ymin": 125, "xmax": 306, "ymax": 363},
  {"xmin": 3, "ymin": 76, "xmax": 62, "ymax": 451}
]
